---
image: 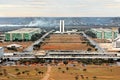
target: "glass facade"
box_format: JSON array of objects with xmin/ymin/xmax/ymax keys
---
[{"xmin": 91, "ymin": 29, "xmax": 118, "ymax": 40}]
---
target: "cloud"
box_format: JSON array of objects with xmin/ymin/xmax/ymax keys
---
[
  {"xmin": 29, "ymin": 2, "xmax": 47, "ymax": 5},
  {"xmin": 0, "ymin": 4, "xmax": 47, "ymax": 8},
  {"xmin": 114, "ymin": 0, "xmax": 120, "ymax": 2},
  {"xmin": 64, "ymin": 4, "xmax": 87, "ymax": 8},
  {"xmin": 0, "ymin": 5, "xmax": 18, "ymax": 8},
  {"xmin": 0, "ymin": 0, "xmax": 120, "ymax": 17},
  {"xmin": 104, "ymin": 3, "xmax": 120, "ymax": 8},
  {"xmin": 0, "ymin": 13, "xmax": 5, "ymax": 17},
  {"xmin": 25, "ymin": 0, "xmax": 47, "ymax": 5}
]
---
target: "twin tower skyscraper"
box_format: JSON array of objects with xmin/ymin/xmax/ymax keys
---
[{"xmin": 59, "ymin": 20, "xmax": 65, "ymax": 33}]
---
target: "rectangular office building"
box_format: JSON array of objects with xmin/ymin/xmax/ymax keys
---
[
  {"xmin": 91, "ymin": 28, "xmax": 118, "ymax": 40},
  {"xmin": 5, "ymin": 28, "xmax": 41, "ymax": 41}
]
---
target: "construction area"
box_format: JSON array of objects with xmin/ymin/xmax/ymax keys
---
[{"xmin": 40, "ymin": 34, "xmax": 96, "ymax": 51}]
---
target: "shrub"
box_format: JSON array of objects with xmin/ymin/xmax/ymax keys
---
[
  {"xmin": 62, "ymin": 71, "xmax": 65, "ymax": 73},
  {"xmin": 83, "ymin": 68, "xmax": 87, "ymax": 71},
  {"xmin": 0, "ymin": 73, "xmax": 3, "ymax": 76},
  {"xmin": 66, "ymin": 67, "xmax": 69, "ymax": 70},
  {"xmin": 15, "ymin": 68, "xmax": 19, "ymax": 71}
]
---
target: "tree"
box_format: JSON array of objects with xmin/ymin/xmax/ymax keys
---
[
  {"xmin": 86, "ymin": 77, "xmax": 89, "ymax": 80},
  {"xmin": 54, "ymin": 60, "xmax": 59, "ymax": 65},
  {"xmin": 33, "ymin": 44, "xmax": 40, "ymax": 50},
  {"xmin": 87, "ymin": 48, "xmax": 92, "ymax": 51},
  {"xmin": 22, "ymin": 71, "xmax": 25, "ymax": 74},
  {"xmin": 63, "ymin": 61, "xmax": 68, "ymax": 65},
  {"xmin": 80, "ymin": 75, "xmax": 84, "ymax": 79},
  {"xmin": 7, "ymin": 46, "xmax": 18, "ymax": 51},
  {"xmin": 15, "ymin": 68, "xmax": 19, "ymax": 71},
  {"xmin": 119, "ymin": 28, "xmax": 120, "ymax": 33},
  {"xmin": 93, "ymin": 76, "xmax": 97, "ymax": 80},
  {"xmin": 40, "ymin": 59, "xmax": 46, "ymax": 63},
  {"xmin": 86, "ymin": 42, "xmax": 90, "ymax": 46},
  {"xmin": 16, "ymin": 72, "xmax": 21, "ymax": 76},
  {"xmin": 31, "ymin": 33, "xmax": 42, "ymax": 41},
  {"xmin": 66, "ymin": 67, "xmax": 69, "ymax": 71},
  {"xmin": 83, "ymin": 68, "xmax": 87, "ymax": 71},
  {"xmin": 0, "ymin": 73, "xmax": 3, "ymax": 76},
  {"xmin": 38, "ymin": 71, "xmax": 41, "ymax": 74},
  {"xmin": 58, "ymin": 67, "xmax": 61, "ymax": 70},
  {"xmin": 90, "ymin": 44, "xmax": 96, "ymax": 48},
  {"xmin": 34, "ymin": 68, "xmax": 39, "ymax": 71},
  {"xmin": 62, "ymin": 71, "xmax": 65, "ymax": 73},
  {"xmin": 75, "ymin": 75, "xmax": 79, "ymax": 80},
  {"xmin": 41, "ymin": 72, "xmax": 44, "ymax": 75},
  {"xmin": 85, "ymin": 31, "xmax": 97, "ymax": 38},
  {"xmin": 95, "ymin": 48, "xmax": 98, "ymax": 51},
  {"xmin": 27, "ymin": 73, "xmax": 29, "ymax": 75}
]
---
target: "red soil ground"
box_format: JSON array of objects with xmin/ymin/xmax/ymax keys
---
[{"xmin": 40, "ymin": 34, "xmax": 95, "ymax": 51}]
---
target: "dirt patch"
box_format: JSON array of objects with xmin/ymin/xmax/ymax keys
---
[
  {"xmin": 40, "ymin": 34, "xmax": 95, "ymax": 51},
  {"xmin": 0, "ymin": 41, "xmax": 32, "ymax": 52},
  {"xmin": 49, "ymin": 65, "xmax": 120, "ymax": 80}
]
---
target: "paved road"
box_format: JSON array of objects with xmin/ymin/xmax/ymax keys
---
[
  {"xmin": 82, "ymin": 32, "xmax": 105, "ymax": 53},
  {"xmin": 3, "ymin": 31, "xmax": 120, "ymax": 60},
  {"xmin": 4, "ymin": 55, "xmax": 120, "ymax": 59},
  {"xmin": 24, "ymin": 30, "xmax": 54, "ymax": 52}
]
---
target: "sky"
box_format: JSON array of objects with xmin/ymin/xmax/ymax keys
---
[{"xmin": 0, "ymin": 0, "xmax": 120, "ymax": 17}]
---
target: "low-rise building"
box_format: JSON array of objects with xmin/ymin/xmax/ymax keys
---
[
  {"xmin": 0, "ymin": 34, "xmax": 5, "ymax": 41},
  {"xmin": 5, "ymin": 28, "xmax": 41, "ymax": 41},
  {"xmin": 91, "ymin": 28, "xmax": 118, "ymax": 40}
]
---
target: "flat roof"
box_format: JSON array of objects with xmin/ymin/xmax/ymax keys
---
[
  {"xmin": 7, "ymin": 44, "xmax": 22, "ymax": 48},
  {"xmin": 6, "ymin": 28, "xmax": 40, "ymax": 33},
  {"xmin": 35, "ymin": 50, "xmax": 46, "ymax": 55},
  {"xmin": 91, "ymin": 28, "xmax": 118, "ymax": 32}
]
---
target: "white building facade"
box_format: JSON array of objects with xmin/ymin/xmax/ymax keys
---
[{"xmin": 59, "ymin": 20, "xmax": 65, "ymax": 33}]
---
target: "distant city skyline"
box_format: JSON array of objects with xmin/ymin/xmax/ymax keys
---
[{"xmin": 0, "ymin": 0, "xmax": 120, "ymax": 17}]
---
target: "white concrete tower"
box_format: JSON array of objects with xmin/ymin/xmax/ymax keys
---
[
  {"xmin": 63, "ymin": 20, "xmax": 65, "ymax": 32},
  {"xmin": 59, "ymin": 20, "xmax": 65, "ymax": 33},
  {"xmin": 60, "ymin": 20, "xmax": 62, "ymax": 32}
]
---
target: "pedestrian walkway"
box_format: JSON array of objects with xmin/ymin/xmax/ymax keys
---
[{"xmin": 41, "ymin": 65, "xmax": 52, "ymax": 80}]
